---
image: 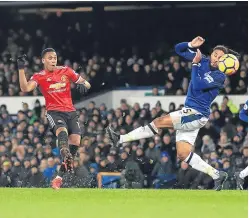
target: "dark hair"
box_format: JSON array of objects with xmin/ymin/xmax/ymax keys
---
[
  {"xmin": 213, "ymin": 45, "xmax": 240, "ymax": 59},
  {"xmin": 41, "ymin": 48, "xmax": 56, "ymax": 58},
  {"xmin": 223, "ymin": 96, "xmax": 229, "ymax": 101}
]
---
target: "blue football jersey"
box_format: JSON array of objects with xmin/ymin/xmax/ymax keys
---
[
  {"xmin": 175, "ymin": 42, "xmax": 226, "ymax": 117},
  {"xmin": 239, "ymin": 101, "xmax": 248, "ymax": 123}
]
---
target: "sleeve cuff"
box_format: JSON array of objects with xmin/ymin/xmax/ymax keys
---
[
  {"xmin": 75, "ymin": 75, "xmax": 81, "ymax": 84},
  {"xmin": 30, "ymin": 80, "xmax": 38, "ymax": 87},
  {"xmin": 188, "ymin": 42, "xmax": 193, "ymax": 48}
]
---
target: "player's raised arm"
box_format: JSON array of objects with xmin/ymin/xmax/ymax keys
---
[
  {"xmin": 17, "ymin": 55, "xmax": 37, "ymax": 92},
  {"xmin": 175, "ymin": 36, "xmax": 205, "ymax": 61},
  {"xmin": 191, "ymin": 49, "xmax": 225, "ymax": 90}
]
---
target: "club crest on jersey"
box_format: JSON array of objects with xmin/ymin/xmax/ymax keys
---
[
  {"xmin": 47, "ymin": 77, "xmax": 52, "ymax": 82},
  {"xmin": 61, "ymin": 75, "xmax": 68, "ymax": 82},
  {"xmin": 49, "ymin": 83, "xmax": 66, "ymax": 89}
]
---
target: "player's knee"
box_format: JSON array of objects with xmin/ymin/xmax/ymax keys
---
[
  {"xmin": 56, "ymin": 127, "xmax": 68, "ymax": 136},
  {"xmin": 69, "ymin": 135, "xmax": 81, "ymax": 146},
  {"xmin": 69, "ymin": 139, "xmax": 80, "ymax": 146},
  {"xmin": 153, "ymin": 115, "xmax": 173, "ymax": 129},
  {"xmin": 176, "ymin": 141, "xmax": 192, "ymax": 161}
]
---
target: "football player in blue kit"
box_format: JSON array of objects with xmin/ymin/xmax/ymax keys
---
[
  {"xmin": 106, "ymin": 36, "xmax": 240, "ymax": 191},
  {"xmin": 235, "ymin": 101, "xmax": 248, "ymax": 190}
]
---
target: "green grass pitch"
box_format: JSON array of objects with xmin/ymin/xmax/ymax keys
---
[{"xmin": 0, "ymin": 189, "xmax": 247, "ymax": 218}]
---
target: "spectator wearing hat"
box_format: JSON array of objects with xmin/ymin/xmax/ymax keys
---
[{"xmin": 151, "ymin": 151, "xmax": 175, "ymax": 188}]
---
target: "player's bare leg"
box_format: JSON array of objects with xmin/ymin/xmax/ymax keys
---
[{"xmin": 106, "ymin": 114, "xmax": 227, "ymax": 191}]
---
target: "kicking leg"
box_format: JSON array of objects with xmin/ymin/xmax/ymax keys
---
[{"xmin": 106, "ymin": 114, "xmax": 173, "ymax": 146}]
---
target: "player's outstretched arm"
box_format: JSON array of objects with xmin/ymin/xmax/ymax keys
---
[
  {"xmin": 175, "ymin": 36, "xmax": 205, "ymax": 61},
  {"xmin": 17, "ymin": 55, "xmax": 36, "ymax": 92}
]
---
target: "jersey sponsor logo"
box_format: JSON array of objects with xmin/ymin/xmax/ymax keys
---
[
  {"xmin": 49, "ymin": 82, "xmax": 66, "ymax": 89},
  {"xmin": 48, "ymin": 88, "xmax": 66, "ymax": 93}
]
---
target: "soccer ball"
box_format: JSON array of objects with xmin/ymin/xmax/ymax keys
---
[{"xmin": 218, "ymin": 54, "xmax": 239, "ymax": 75}]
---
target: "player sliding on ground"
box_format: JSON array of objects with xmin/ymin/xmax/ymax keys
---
[
  {"xmin": 17, "ymin": 48, "xmax": 91, "ymax": 190},
  {"xmin": 235, "ymin": 101, "xmax": 248, "ymax": 190},
  {"xmin": 107, "ymin": 36, "xmax": 240, "ymax": 191}
]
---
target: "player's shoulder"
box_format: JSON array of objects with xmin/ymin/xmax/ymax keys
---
[
  {"xmin": 210, "ymin": 70, "xmax": 226, "ymax": 82},
  {"xmin": 56, "ymin": 65, "xmax": 74, "ymax": 73},
  {"xmin": 31, "ymin": 70, "xmax": 46, "ymax": 79},
  {"xmin": 56, "ymin": 66, "xmax": 68, "ymax": 70}
]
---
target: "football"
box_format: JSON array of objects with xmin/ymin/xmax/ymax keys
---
[{"xmin": 218, "ymin": 54, "xmax": 240, "ymax": 75}]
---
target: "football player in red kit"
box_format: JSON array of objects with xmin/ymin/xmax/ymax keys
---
[{"xmin": 17, "ymin": 48, "xmax": 91, "ymax": 190}]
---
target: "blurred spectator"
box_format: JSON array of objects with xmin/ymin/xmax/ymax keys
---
[
  {"xmin": 175, "ymin": 162, "xmax": 199, "ymax": 189},
  {"xmin": 145, "ymin": 140, "xmax": 161, "ymax": 163},
  {"xmin": 151, "ymin": 152, "xmax": 175, "ymax": 188},
  {"xmin": 43, "ymin": 157, "xmax": 56, "ymax": 184},
  {"xmin": 201, "ymin": 135, "xmax": 216, "ymax": 154}
]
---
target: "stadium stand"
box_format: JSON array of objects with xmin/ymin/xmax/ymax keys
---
[{"xmin": 0, "ymin": 3, "xmax": 247, "ymax": 189}]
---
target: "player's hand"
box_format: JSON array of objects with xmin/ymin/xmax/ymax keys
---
[
  {"xmin": 17, "ymin": 54, "xmax": 27, "ymax": 70},
  {"xmin": 76, "ymin": 84, "xmax": 89, "ymax": 95},
  {"xmin": 190, "ymin": 36, "xmax": 205, "ymax": 48},
  {"xmin": 192, "ymin": 49, "xmax": 202, "ymax": 64}
]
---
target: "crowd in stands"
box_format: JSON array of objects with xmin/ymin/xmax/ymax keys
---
[
  {"xmin": 0, "ymin": 5, "xmax": 247, "ymax": 189},
  {"xmin": 0, "ymin": 9, "xmax": 248, "ymax": 99},
  {"xmin": 0, "ymin": 96, "xmax": 247, "ymax": 189}
]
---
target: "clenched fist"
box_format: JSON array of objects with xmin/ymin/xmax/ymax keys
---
[{"xmin": 190, "ymin": 36, "xmax": 205, "ymax": 48}]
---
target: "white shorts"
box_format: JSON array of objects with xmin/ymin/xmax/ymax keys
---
[{"xmin": 169, "ymin": 107, "xmax": 208, "ymax": 145}]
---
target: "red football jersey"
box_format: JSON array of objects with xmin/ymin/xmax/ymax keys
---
[{"xmin": 30, "ymin": 66, "xmax": 80, "ymax": 112}]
